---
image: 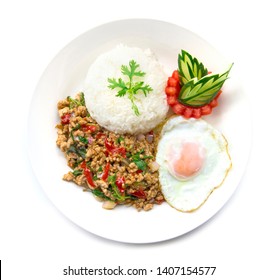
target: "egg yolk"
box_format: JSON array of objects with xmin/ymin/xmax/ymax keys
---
[{"xmin": 169, "ymin": 142, "xmax": 205, "ymax": 179}]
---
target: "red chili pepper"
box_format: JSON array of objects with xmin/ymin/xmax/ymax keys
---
[
  {"xmin": 80, "ymin": 161, "xmax": 95, "ymax": 188},
  {"xmin": 104, "ymin": 138, "xmax": 126, "ymax": 158},
  {"xmin": 80, "ymin": 161, "xmax": 86, "ymax": 169},
  {"xmin": 115, "ymin": 147, "xmax": 126, "ymax": 158},
  {"xmin": 82, "ymin": 124, "xmax": 96, "ymax": 133},
  {"xmin": 115, "ymin": 176, "xmax": 125, "ymax": 194},
  {"xmin": 61, "ymin": 113, "xmax": 71, "ymax": 124},
  {"xmin": 132, "ymin": 189, "xmax": 146, "ymax": 199},
  {"xmin": 101, "ymin": 162, "xmax": 110, "ymax": 181},
  {"xmin": 156, "ymin": 198, "xmax": 164, "ymax": 205},
  {"xmin": 104, "ymin": 138, "xmax": 114, "ymax": 152},
  {"xmin": 96, "ymin": 132, "xmax": 106, "ymax": 139}
]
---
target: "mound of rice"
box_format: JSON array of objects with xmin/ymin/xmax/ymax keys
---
[{"xmin": 84, "ymin": 44, "xmax": 168, "ymax": 135}]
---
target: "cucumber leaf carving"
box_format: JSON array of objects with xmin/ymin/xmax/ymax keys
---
[
  {"xmin": 178, "ymin": 50, "xmax": 208, "ymax": 85},
  {"xmin": 177, "ymin": 49, "xmax": 233, "ymax": 107},
  {"xmin": 178, "ymin": 63, "xmax": 233, "ymax": 107}
]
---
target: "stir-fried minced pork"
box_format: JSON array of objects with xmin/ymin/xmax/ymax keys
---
[{"xmin": 56, "ymin": 92, "xmax": 164, "ymax": 211}]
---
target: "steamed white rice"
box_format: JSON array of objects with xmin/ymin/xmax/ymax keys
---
[{"xmin": 84, "ymin": 44, "xmax": 168, "ymax": 134}]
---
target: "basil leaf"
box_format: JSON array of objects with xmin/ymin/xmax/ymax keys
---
[
  {"xmin": 67, "ymin": 144, "xmax": 86, "ymax": 159},
  {"xmin": 134, "ymin": 159, "xmax": 147, "ymax": 171},
  {"xmin": 116, "ymin": 136, "xmax": 124, "ymax": 144},
  {"xmin": 78, "ymin": 136, "xmax": 88, "ymax": 144},
  {"xmin": 91, "ymin": 189, "xmax": 111, "ymax": 200},
  {"xmin": 72, "ymin": 169, "xmax": 83, "ymax": 176}
]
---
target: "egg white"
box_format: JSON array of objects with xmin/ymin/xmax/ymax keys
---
[{"xmin": 156, "ymin": 116, "xmax": 232, "ymax": 212}]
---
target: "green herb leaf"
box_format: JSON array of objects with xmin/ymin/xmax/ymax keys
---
[
  {"xmin": 67, "ymin": 144, "xmax": 87, "ymax": 159},
  {"xmin": 133, "ymin": 82, "xmax": 153, "ymax": 97},
  {"xmin": 107, "ymin": 78, "xmax": 127, "ymax": 96},
  {"xmin": 130, "ymin": 150, "xmax": 152, "ymax": 171},
  {"xmin": 133, "ymin": 159, "xmax": 147, "ymax": 171},
  {"xmin": 130, "ymin": 95, "xmax": 140, "ymax": 116},
  {"xmin": 107, "ymin": 60, "xmax": 153, "ymax": 115},
  {"xmin": 77, "ymin": 146, "xmax": 87, "ymax": 159},
  {"xmin": 67, "ymin": 92, "xmax": 86, "ymax": 109},
  {"xmin": 121, "ymin": 60, "xmax": 145, "ymax": 78},
  {"xmin": 72, "ymin": 169, "xmax": 83, "ymax": 177},
  {"xmin": 79, "ymin": 92, "xmax": 86, "ymax": 106},
  {"xmin": 91, "ymin": 189, "xmax": 111, "ymax": 200},
  {"xmin": 178, "ymin": 50, "xmax": 208, "ymax": 85},
  {"xmin": 67, "ymin": 145, "xmax": 78, "ymax": 154},
  {"xmin": 116, "ymin": 136, "xmax": 124, "ymax": 144},
  {"xmin": 108, "ymin": 175, "xmax": 126, "ymax": 201},
  {"xmin": 70, "ymin": 123, "xmax": 81, "ymax": 141},
  {"xmin": 178, "ymin": 63, "xmax": 233, "ymax": 107},
  {"xmin": 78, "ymin": 136, "xmax": 88, "ymax": 145}
]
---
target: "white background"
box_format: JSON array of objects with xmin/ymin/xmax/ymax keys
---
[{"xmin": 1, "ymin": 0, "xmax": 276, "ymax": 279}]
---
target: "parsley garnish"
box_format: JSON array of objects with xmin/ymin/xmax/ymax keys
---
[{"xmin": 107, "ymin": 60, "xmax": 153, "ymax": 116}]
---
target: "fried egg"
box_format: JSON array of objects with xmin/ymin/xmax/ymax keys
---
[{"xmin": 156, "ymin": 116, "xmax": 232, "ymax": 212}]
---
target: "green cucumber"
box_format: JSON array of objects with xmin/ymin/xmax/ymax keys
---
[
  {"xmin": 178, "ymin": 50, "xmax": 208, "ymax": 85},
  {"xmin": 178, "ymin": 64, "xmax": 233, "ymax": 107}
]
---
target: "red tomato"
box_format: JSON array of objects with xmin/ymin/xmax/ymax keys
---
[
  {"xmin": 172, "ymin": 103, "xmax": 186, "ymax": 115},
  {"xmin": 167, "ymin": 77, "xmax": 179, "ymax": 87},
  {"xmin": 172, "ymin": 70, "xmax": 180, "ymax": 82},
  {"xmin": 192, "ymin": 108, "xmax": 201, "ymax": 119},
  {"xmin": 183, "ymin": 107, "xmax": 193, "ymax": 118},
  {"xmin": 210, "ymin": 98, "xmax": 218, "ymax": 108},
  {"xmin": 167, "ymin": 95, "xmax": 178, "ymax": 105},
  {"xmin": 165, "ymin": 70, "xmax": 222, "ymax": 119},
  {"xmin": 165, "ymin": 86, "xmax": 177, "ymax": 96},
  {"xmin": 201, "ymin": 105, "xmax": 212, "ymax": 115}
]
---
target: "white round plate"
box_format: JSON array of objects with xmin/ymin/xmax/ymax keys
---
[{"xmin": 28, "ymin": 19, "xmax": 251, "ymax": 243}]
